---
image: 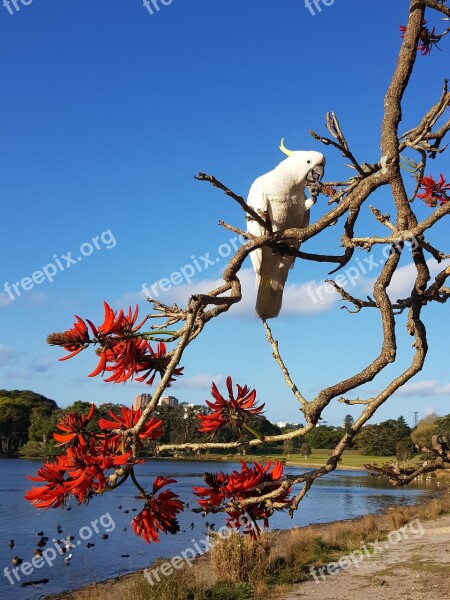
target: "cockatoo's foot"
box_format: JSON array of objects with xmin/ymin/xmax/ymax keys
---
[
  {"xmin": 306, "ymin": 181, "xmax": 323, "ymax": 210},
  {"xmin": 272, "ymin": 242, "xmax": 293, "ymax": 257}
]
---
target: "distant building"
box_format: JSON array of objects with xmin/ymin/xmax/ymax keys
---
[
  {"xmin": 275, "ymin": 421, "xmax": 302, "ymax": 429},
  {"xmin": 160, "ymin": 396, "xmax": 179, "ymax": 408},
  {"xmin": 133, "ymin": 394, "xmax": 152, "ymax": 411}
]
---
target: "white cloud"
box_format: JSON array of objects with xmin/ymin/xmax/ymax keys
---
[
  {"xmin": 0, "ymin": 348, "xmax": 55, "ymax": 381},
  {"xmin": 117, "ymin": 252, "xmax": 450, "ymax": 321},
  {"xmin": 5, "ymin": 369, "xmax": 32, "ymax": 382},
  {"xmin": 114, "ymin": 291, "xmax": 148, "ymax": 308},
  {"xmin": 395, "ymin": 380, "xmax": 450, "ymax": 397},
  {"xmin": 29, "ymin": 357, "xmax": 55, "ymax": 375},
  {"xmin": 424, "ymin": 406, "xmax": 440, "ymax": 417},
  {"xmin": 119, "ymin": 268, "xmax": 340, "ymax": 320},
  {"xmin": 0, "ymin": 293, "xmax": 12, "ymax": 308},
  {"xmin": 0, "ymin": 345, "xmax": 18, "ymax": 367},
  {"xmin": 119, "ymin": 255, "xmax": 450, "ymax": 320},
  {"xmin": 176, "ymin": 373, "xmax": 224, "ymax": 390},
  {"xmin": 358, "ymin": 258, "xmax": 450, "ymax": 301},
  {"xmin": 277, "ymin": 278, "xmax": 339, "ymax": 315}
]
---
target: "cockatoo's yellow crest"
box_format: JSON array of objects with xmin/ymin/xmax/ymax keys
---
[{"xmin": 279, "ymin": 138, "xmax": 295, "ymax": 157}]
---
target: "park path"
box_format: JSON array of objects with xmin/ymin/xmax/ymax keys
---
[{"xmin": 282, "ymin": 513, "xmax": 450, "ymax": 600}]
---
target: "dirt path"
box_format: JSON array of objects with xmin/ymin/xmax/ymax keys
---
[{"xmin": 283, "ymin": 514, "xmax": 450, "ymax": 600}]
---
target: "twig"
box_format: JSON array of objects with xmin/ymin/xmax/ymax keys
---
[
  {"xmin": 195, "ymin": 172, "xmax": 272, "ymax": 232},
  {"xmin": 262, "ymin": 320, "xmax": 309, "ymax": 409}
]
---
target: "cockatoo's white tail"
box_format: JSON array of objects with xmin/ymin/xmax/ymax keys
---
[
  {"xmin": 256, "ymin": 277, "xmax": 284, "ymax": 319},
  {"xmin": 255, "ymin": 269, "xmax": 290, "ymax": 320}
]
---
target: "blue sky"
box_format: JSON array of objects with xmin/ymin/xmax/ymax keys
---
[{"xmin": 0, "ymin": 0, "xmax": 449, "ymax": 427}]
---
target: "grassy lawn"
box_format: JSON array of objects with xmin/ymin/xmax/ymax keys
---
[
  {"xmin": 197, "ymin": 450, "xmax": 397, "ymax": 470},
  {"xmin": 286, "ymin": 449, "xmax": 397, "ymax": 469}
]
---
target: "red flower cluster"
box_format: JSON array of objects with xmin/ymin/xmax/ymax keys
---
[
  {"xmin": 193, "ymin": 461, "xmax": 292, "ymax": 537},
  {"xmin": 54, "ymin": 403, "xmax": 95, "ymax": 444},
  {"xmin": 400, "ymin": 20, "xmax": 441, "ymax": 55},
  {"xmin": 47, "ymin": 302, "xmax": 183, "ymax": 386},
  {"xmin": 25, "ymin": 437, "xmax": 131, "ymax": 508},
  {"xmin": 25, "ymin": 402, "xmax": 185, "ymax": 544},
  {"xmin": 416, "ymin": 174, "xmax": 450, "ymax": 207},
  {"xmin": 98, "ymin": 406, "xmax": 163, "ymax": 441},
  {"xmin": 25, "ymin": 404, "xmax": 163, "ymax": 509},
  {"xmin": 132, "ymin": 477, "xmax": 184, "ymax": 543},
  {"xmin": 197, "ymin": 376, "xmax": 264, "ymax": 434}
]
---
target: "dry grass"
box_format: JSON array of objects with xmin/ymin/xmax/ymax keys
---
[
  {"xmin": 387, "ymin": 506, "xmax": 411, "ymax": 530},
  {"xmin": 209, "ymin": 531, "xmax": 275, "ymax": 584},
  {"xmin": 385, "ymin": 494, "xmax": 450, "ymax": 525},
  {"xmin": 124, "ymin": 571, "xmax": 209, "ymax": 600},
  {"xmin": 322, "ymin": 514, "xmax": 381, "ymax": 550}
]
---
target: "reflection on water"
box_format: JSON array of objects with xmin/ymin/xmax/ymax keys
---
[{"xmin": 0, "ymin": 458, "xmax": 439, "ymax": 600}]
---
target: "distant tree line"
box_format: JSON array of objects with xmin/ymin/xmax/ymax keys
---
[
  {"xmin": 0, "ymin": 390, "xmax": 58, "ymax": 454},
  {"xmin": 1, "ymin": 391, "xmax": 449, "ymax": 462},
  {"xmin": 280, "ymin": 414, "xmax": 450, "ymax": 461},
  {"xmin": 0, "ymin": 391, "xmax": 282, "ymax": 458}
]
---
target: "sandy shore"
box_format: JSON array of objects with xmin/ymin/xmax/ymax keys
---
[{"xmin": 285, "ymin": 459, "xmax": 365, "ymax": 471}]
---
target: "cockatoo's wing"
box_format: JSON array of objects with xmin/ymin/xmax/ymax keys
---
[
  {"xmin": 246, "ymin": 177, "xmax": 268, "ymax": 278},
  {"xmin": 247, "ymin": 178, "xmax": 311, "ymax": 319},
  {"xmin": 290, "ymin": 208, "xmax": 310, "ymax": 269}
]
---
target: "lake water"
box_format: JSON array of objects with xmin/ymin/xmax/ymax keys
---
[{"xmin": 0, "ymin": 457, "xmax": 438, "ymax": 600}]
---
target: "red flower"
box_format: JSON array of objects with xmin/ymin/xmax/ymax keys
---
[
  {"xmin": 322, "ymin": 185, "xmax": 337, "ymax": 198},
  {"xmin": 90, "ymin": 339, "xmax": 152, "ymax": 383},
  {"xmin": 400, "ymin": 20, "xmax": 441, "ymax": 55},
  {"xmin": 98, "ymin": 406, "xmax": 163, "ymax": 441},
  {"xmin": 193, "ymin": 471, "xmax": 230, "ymax": 508},
  {"xmin": 132, "ymin": 477, "xmax": 184, "ymax": 543},
  {"xmin": 25, "ymin": 435, "xmax": 131, "ymax": 508},
  {"xmin": 57, "ymin": 442, "xmax": 131, "ymax": 503},
  {"xmin": 89, "ymin": 339, "xmax": 183, "ymax": 386},
  {"xmin": 89, "ymin": 302, "xmax": 149, "ymax": 339},
  {"xmin": 53, "ymin": 403, "xmax": 95, "ymax": 445},
  {"xmin": 25, "ymin": 461, "xmax": 69, "ymax": 509},
  {"xmin": 47, "ymin": 316, "xmax": 90, "ymax": 360},
  {"xmin": 48, "ymin": 303, "xmax": 183, "ymax": 387},
  {"xmin": 416, "ymin": 173, "xmax": 450, "ymax": 207},
  {"xmin": 194, "ymin": 461, "xmax": 291, "ymax": 537},
  {"xmin": 197, "ymin": 376, "xmax": 264, "ymax": 434},
  {"xmin": 135, "ymin": 342, "xmax": 184, "ymax": 386}
]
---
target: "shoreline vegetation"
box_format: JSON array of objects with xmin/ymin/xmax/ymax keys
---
[
  {"xmin": 123, "ymin": 451, "xmax": 450, "ymax": 479},
  {"xmin": 44, "ymin": 488, "xmax": 450, "ymax": 600},
  {"xmin": 9, "ymin": 449, "xmax": 394, "ymax": 471},
  {"xmin": 14, "ymin": 449, "xmax": 450, "ymax": 479}
]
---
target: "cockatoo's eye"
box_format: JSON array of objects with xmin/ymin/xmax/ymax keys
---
[{"xmin": 307, "ymin": 160, "xmax": 311, "ymax": 164}]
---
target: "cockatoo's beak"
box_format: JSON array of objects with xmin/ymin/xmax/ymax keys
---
[{"xmin": 307, "ymin": 164, "xmax": 324, "ymax": 183}]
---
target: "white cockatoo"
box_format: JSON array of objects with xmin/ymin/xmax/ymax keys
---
[{"xmin": 247, "ymin": 140, "xmax": 325, "ymax": 319}]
